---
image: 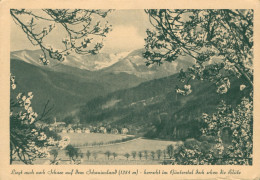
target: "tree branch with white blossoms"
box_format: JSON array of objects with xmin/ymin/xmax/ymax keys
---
[
  {"xmin": 144, "ymin": 9, "xmax": 253, "ymax": 95},
  {"xmin": 145, "ymin": 9, "xmax": 253, "ymax": 165},
  {"xmin": 201, "ymin": 98, "xmax": 253, "ymax": 165},
  {"xmin": 171, "ymin": 97, "xmax": 253, "ymax": 165},
  {"xmin": 10, "ymin": 75, "xmax": 70, "ymax": 164},
  {"xmin": 10, "ymin": 9, "xmax": 112, "ymax": 65}
]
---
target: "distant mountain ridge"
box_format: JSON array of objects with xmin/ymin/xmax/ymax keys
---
[
  {"xmin": 11, "ymin": 49, "xmax": 129, "ymax": 71},
  {"xmin": 11, "ymin": 48, "xmax": 194, "ymax": 80}
]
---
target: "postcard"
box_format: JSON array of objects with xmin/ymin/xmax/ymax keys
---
[{"xmin": 0, "ymin": 0, "xmax": 260, "ymax": 179}]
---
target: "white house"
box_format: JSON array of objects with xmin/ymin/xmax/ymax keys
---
[
  {"xmin": 111, "ymin": 128, "xmax": 119, "ymax": 134},
  {"xmin": 99, "ymin": 127, "xmax": 107, "ymax": 134},
  {"xmin": 121, "ymin": 128, "xmax": 129, "ymax": 135},
  {"xmin": 75, "ymin": 128, "xmax": 82, "ymax": 133},
  {"xmin": 83, "ymin": 128, "xmax": 91, "ymax": 133},
  {"xmin": 68, "ymin": 128, "xmax": 74, "ymax": 133}
]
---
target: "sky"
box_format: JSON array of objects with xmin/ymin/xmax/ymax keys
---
[{"xmin": 10, "ymin": 10, "xmax": 152, "ymax": 53}]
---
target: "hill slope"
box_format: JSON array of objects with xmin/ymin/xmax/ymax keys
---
[
  {"xmin": 78, "ymin": 72, "xmax": 245, "ymax": 140},
  {"xmin": 11, "ymin": 59, "xmax": 107, "ymax": 116},
  {"xmin": 11, "ymin": 59, "xmax": 148, "ymax": 117}
]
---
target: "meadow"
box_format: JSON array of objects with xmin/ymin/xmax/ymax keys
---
[
  {"xmin": 53, "ymin": 133, "xmax": 179, "ymax": 165},
  {"xmin": 11, "ymin": 133, "xmax": 179, "ymax": 165},
  {"xmin": 61, "ymin": 133, "xmax": 131, "ymax": 147}
]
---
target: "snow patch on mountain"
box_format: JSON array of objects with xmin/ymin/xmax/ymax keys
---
[
  {"xmin": 93, "ymin": 51, "xmax": 132, "ymax": 70},
  {"xmin": 11, "ymin": 51, "xmax": 38, "ymax": 65}
]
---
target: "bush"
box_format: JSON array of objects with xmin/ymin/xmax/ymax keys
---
[{"xmin": 172, "ymin": 99, "xmax": 253, "ymax": 165}]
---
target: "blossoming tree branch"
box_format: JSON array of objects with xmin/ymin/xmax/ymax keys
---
[
  {"xmin": 144, "ymin": 9, "xmax": 253, "ymax": 95},
  {"xmin": 144, "ymin": 9, "xmax": 253, "ymax": 165},
  {"xmin": 10, "ymin": 9, "xmax": 112, "ymax": 65}
]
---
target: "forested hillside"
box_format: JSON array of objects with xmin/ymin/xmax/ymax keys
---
[{"xmin": 79, "ymin": 72, "xmax": 247, "ymax": 140}]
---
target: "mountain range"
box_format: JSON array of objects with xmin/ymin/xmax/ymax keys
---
[
  {"xmin": 10, "ymin": 48, "xmax": 193, "ymax": 117},
  {"xmin": 11, "ymin": 49, "xmax": 193, "ymax": 78}
]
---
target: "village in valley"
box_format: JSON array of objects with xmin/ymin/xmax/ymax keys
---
[{"xmin": 44, "ymin": 118, "xmax": 129, "ymax": 135}]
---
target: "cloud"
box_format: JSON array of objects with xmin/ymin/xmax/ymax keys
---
[{"xmin": 102, "ymin": 25, "xmax": 145, "ymax": 52}]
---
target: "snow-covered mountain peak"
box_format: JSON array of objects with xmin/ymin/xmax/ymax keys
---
[{"xmin": 11, "ymin": 48, "xmax": 194, "ymax": 79}]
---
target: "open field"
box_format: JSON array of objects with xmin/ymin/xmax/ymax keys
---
[
  {"xmin": 56, "ymin": 134, "xmax": 179, "ymax": 165},
  {"xmin": 60, "ymin": 133, "xmax": 131, "ymax": 146},
  {"xmin": 13, "ymin": 133, "xmax": 180, "ymax": 165}
]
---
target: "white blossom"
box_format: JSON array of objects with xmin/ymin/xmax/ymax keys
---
[
  {"xmin": 22, "ymin": 96, "xmax": 26, "ymax": 101},
  {"xmin": 11, "ymin": 84, "xmax": 16, "ymax": 90},
  {"xmin": 217, "ymin": 84, "xmax": 228, "ymax": 94},
  {"xmin": 240, "ymin": 84, "xmax": 246, "ymax": 91},
  {"xmin": 16, "ymin": 93, "xmax": 22, "ymax": 99}
]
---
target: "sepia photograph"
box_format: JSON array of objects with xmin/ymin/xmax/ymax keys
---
[{"xmin": 8, "ymin": 8, "xmax": 254, "ymax": 166}]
